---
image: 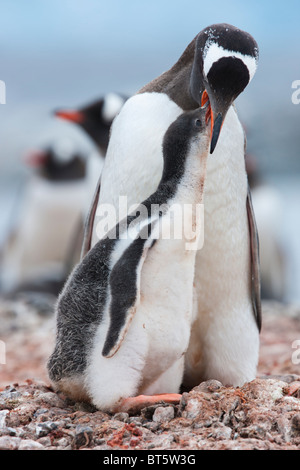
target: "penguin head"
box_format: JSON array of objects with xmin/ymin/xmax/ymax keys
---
[
  {"xmin": 24, "ymin": 139, "xmax": 86, "ymax": 181},
  {"xmin": 54, "ymin": 93, "xmax": 127, "ymax": 155},
  {"xmin": 191, "ymin": 23, "xmax": 259, "ymax": 153},
  {"xmin": 162, "ymin": 104, "xmax": 211, "ymax": 181}
]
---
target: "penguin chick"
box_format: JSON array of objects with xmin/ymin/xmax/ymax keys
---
[{"xmin": 47, "ymin": 105, "xmax": 211, "ymax": 413}]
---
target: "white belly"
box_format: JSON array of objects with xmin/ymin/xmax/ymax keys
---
[
  {"xmin": 184, "ymin": 107, "xmax": 259, "ymax": 388},
  {"xmin": 86, "ymin": 231, "xmax": 197, "ymax": 411},
  {"xmin": 196, "ymin": 104, "xmax": 251, "ymax": 312},
  {"xmin": 138, "ymin": 236, "xmax": 196, "ymax": 385}
]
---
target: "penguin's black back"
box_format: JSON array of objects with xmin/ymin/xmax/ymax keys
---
[{"xmin": 48, "ymin": 237, "xmax": 117, "ymax": 381}]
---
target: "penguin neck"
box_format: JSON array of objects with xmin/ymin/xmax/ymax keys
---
[
  {"xmin": 154, "ymin": 145, "xmax": 207, "ymax": 207},
  {"xmin": 144, "ymin": 148, "xmax": 207, "ymax": 254},
  {"xmin": 80, "ymin": 122, "xmax": 110, "ymax": 155},
  {"xmin": 139, "ymin": 38, "xmax": 203, "ymax": 111}
]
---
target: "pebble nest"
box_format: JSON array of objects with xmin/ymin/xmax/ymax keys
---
[{"xmin": 0, "ymin": 295, "xmax": 300, "ymax": 450}]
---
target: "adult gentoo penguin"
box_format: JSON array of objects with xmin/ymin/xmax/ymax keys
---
[
  {"xmin": 85, "ymin": 23, "xmax": 262, "ymax": 389},
  {"xmin": 47, "ymin": 105, "xmax": 212, "ymax": 412},
  {"xmin": 0, "ymin": 139, "xmax": 87, "ymax": 295}
]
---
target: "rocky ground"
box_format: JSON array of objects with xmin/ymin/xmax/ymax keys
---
[{"xmin": 0, "ymin": 295, "xmax": 300, "ymax": 451}]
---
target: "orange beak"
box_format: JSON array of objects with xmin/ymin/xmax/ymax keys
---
[
  {"xmin": 54, "ymin": 110, "xmax": 84, "ymax": 123},
  {"xmin": 201, "ymin": 89, "xmax": 226, "ymax": 154},
  {"xmin": 201, "ymin": 90, "xmax": 213, "ymax": 132}
]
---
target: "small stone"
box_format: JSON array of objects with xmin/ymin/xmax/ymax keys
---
[
  {"xmin": 33, "ymin": 408, "xmax": 49, "ymax": 418},
  {"xmin": 73, "ymin": 425, "xmax": 93, "ymax": 449},
  {"xmin": 0, "ymin": 410, "xmax": 9, "ymax": 430},
  {"xmin": 152, "ymin": 406, "xmax": 175, "ymax": 424},
  {"xmin": 287, "ymin": 382, "xmax": 300, "ymax": 397},
  {"xmin": 6, "ymin": 427, "xmax": 17, "ymax": 436},
  {"xmin": 7, "ymin": 403, "xmax": 38, "ymax": 427},
  {"xmin": 10, "ymin": 427, "xmax": 26, "ymax": 438},
  {"xmin": 18, "ymin": 439, "xmax": 45, "ymax": 450},
  {"xmin": 57, "ymin": 444, "xmax": 73, "ymax": 450},
  {"xmin": 1, "ymin": 387, "xmax": 21, "ymax": 400},
  {"xmin": 212, "ymin": 423, "xmax": 232, "ymax": 440},
  {"xmin": 92, "ymin": 444, "xmax": 111, "ymax": 450},
  {"xmin": 143, "ymin": 421, "xmax": 160, "ymax": 432},
  {"xmin": 94, "ymin": 437, "xmax": 106, "ymax": 446},
  {"xmin": 36, "ymin": 421, "xmax": 58, "ymax": 438},
  {"xmin": 0, "ymin": 436, "xmax": 21, "ymax": 450},
  {"xmin": 34, "ymin": 392, "xmax": 65, "ymax": 408},
  {"xmin": 37, "ymin": 436, "xmax": 52, "ymax": 447},
  {"xmin": 56, "ymin": 437, "xmax": 70, "ymax": 448},
  {"xmin": 212, "ymin": 393, "xmax": 221, "ymax": 400},
  {"xmin": 192, "ymin": 380, "xmax": 223, "ymax": 394},
  {"xmin": 276, "ymin": 416, "xmax": 291, "ymax": 443},
  {"xmin": 0, "ymin": 388, "xmax": 21, "ymax": 408},
  {"xmin": 291, "ymin": 414, "xmax": 300, "ymax": 432},
  {"xmin": 126, "ymin": 416, "xmax": 143, "ymax": 426},
  {"xmin": 114, "ymin": 412, "xmax": 129, "ymax": 422},
  {"xmin": 234, "ymin": 410, "xmax": 246, "ymax": 423},
  {"xmin": 150, "ymin": 434, "xmax": 174, "ymax": 449},
  {"xmin": 181, "ymin": 397, "xmax": 202, "ymax": 420},
  {"xmin": 240, "ymin": 424, "xmax": 268, "ymax": 439}
]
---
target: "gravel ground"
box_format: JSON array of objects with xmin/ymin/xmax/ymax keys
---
[{"xmin": 0, "ymin": 296, "xmax": 300, "ymax": 451}]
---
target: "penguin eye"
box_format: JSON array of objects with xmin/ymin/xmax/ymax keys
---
[{"xmin": 195, "ymin": 119, "xmax": 202, "ymax": 128}]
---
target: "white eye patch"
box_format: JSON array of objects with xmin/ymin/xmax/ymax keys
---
[
  {"xmin": 102, "ymin": 93, "xmax": 126, "ymax": 123},
  {"xmin": 53, "ymin": 139, "xmax": 76, "ymax": 164},
  {"xmin": 203, "ymin": 42, "xmax": 258, "ymax": 83}
]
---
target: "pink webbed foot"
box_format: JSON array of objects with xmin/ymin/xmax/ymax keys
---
[{"xmin": 113, "ymin": 393, "xmax": 181, "ymax": 414}]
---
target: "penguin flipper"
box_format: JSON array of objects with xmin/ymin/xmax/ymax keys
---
[
  {"xmin": 102, "ymin": 223, "xmax": 155, "ymax": 358},
  {"xmin": 80, "ymin": 176, "xmax": 101, "ymax": 260},
  {"xmin": 247, "ymin": 185, "xmax": 262, "ymax": 332}
]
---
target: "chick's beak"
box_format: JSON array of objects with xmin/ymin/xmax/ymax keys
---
[{"xmin": 201, "ymin": 91, "xmax": 212, "ymax": 123}]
